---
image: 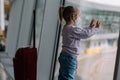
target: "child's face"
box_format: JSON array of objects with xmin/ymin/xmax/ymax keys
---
[{"xmin": 72, "ymin": 11, "xmax": 80, "ymax": 23}]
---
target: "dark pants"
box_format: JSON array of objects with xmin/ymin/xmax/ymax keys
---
[{"xmin": 58, "ymin": 51, "xmax": 77, "ymax": 80}]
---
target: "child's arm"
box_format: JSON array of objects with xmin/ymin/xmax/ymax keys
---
[
  {"xmin": 72, "ymin": 27, "xmax": 99, "ymax": 39},
  {"xmin": 72, "ymin": 20, "xmax": 100, "ymax": 39}
]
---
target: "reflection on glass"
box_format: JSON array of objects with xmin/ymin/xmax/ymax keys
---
[{"xmin": 54, "ymin": 0, "xmax": 120, "ymax": 80}]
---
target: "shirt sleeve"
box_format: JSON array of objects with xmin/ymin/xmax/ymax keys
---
[{"xmin": 72, "ymin": 27, "xmax": 99, "ymax": 39}]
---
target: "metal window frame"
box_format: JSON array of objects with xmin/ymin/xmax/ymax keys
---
[{"xmin": 36, "ymin": 0, "xmax": 60, "ymax": 80}]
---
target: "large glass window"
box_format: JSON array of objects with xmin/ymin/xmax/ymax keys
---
[{"xmin": 54, "ymin": 0, "xmax": 120, "ymax": 80}]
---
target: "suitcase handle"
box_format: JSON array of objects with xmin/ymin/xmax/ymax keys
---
[
  {"xmin": 33, "ymin": 10, "xmax": 36, "ymax": 48},
  {"xmin": 33, "ymin": 0, "xmax": 37, "ymax": 48}
]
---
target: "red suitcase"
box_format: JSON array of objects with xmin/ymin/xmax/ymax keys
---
[{"xmin": 13, "ymin": 48, "xmax": 37, "ymax": 80}]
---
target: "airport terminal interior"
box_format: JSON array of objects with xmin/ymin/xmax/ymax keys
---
[{"xmin": 0, "ymin": 0, "xmax": 120, "ymax": 80}]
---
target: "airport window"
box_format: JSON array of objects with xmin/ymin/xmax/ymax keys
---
[
  {"xmin": 0, "ymin": 0, "xmax": 11, "ymax": 52},
  {"xmin": 54, "ymin": 0, "xmax": 120, "ymax": 80}
]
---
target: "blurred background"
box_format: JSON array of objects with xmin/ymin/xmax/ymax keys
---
[{"xmin": 0, "ymin": 0, "xmax": 12, "ymax": 52}]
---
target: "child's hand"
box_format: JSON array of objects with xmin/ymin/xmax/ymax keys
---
[
  {"xmin": 95, "ymin": 21, "xmax": 100, "ymax": 28},
  {"xmin": 89, "ymin": 19, "xmax": 95, "ymax": 28}
]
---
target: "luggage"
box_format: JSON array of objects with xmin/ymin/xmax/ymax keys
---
[
  {"xmin": 13, "ymin": 48, "xmax": 37, "ymax": 80},
  {"xmin": 13, "ymin": 0, "xmax": 37, "ymax": 79}
]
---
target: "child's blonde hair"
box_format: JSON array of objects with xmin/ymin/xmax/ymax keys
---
[{"xmin": 59, "ymin": 6, "xmax": 79, "ymax": 22}]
